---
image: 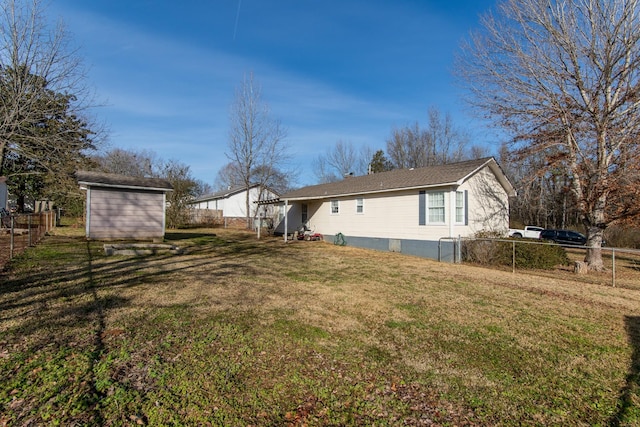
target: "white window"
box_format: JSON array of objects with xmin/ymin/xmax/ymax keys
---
[
  {"xmin": 301, "ymin": 203, "xmax": 308, "ymax": 224},
  {"xmin": 356, "ymin": 198, "xmax": 364, "ymax": 214},
  {"xmin": 428, "ymin": 192, "xmax": 445, "ymax": 223},
  {"xmin": 456, "ymin": 191, "xmax": 465, "ymax": 223},
  {"xmin": 331, "ymin": 200, "xmax": 339, "ymax": 214}
]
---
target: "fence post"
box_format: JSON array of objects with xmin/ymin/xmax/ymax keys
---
[
  {"xmin": 28, "ymin": 214, "xmax": 32, "ymax": 246},
  {"xmin": 9, "ymin": 215, "xmax": 14, "ymax": 259},
  {"xmin": 612, "ymin": 249, "xmax": 616, "ymax": 288},
  {"xmin": 512, "ymin": 240, "xmax": 516, "ymax": 274}
]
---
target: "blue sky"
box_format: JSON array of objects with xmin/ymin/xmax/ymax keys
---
[{"xmin": 51, "ymin": 0, "xmax": 497, "ymax": 186}]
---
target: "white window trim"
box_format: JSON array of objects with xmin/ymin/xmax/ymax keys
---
[
  {"xmin": 455, "ymin": 191, "xmax": 465, "ymax": 224},
  {"xmin": 427, "ymin": 191, "xmax": 446, "ymax": 224},
  {"xmin": 355, "ymin": 198, "xmax": 364, "ymax": 214},
  {"xmin": 330, "ymin": 200, "xmax": 339, "ymax": 215}
]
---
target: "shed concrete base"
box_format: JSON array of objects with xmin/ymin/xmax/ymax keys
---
[{"xmin": 104, "ymin": 243, "xmax": 182, "ymax": 256}]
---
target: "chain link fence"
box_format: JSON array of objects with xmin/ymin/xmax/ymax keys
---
[{"xmin": 458, "ymin": 237, "xmax": 640, "ymax": 288}]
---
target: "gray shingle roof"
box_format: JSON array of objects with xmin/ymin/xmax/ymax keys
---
[
  {"xmin": 281, "ymin": 157, "xmax": 513, "ymax": 200},
  {"xmin": 76, "ymin": 170, "xmax": 173, "ymax": 191}
]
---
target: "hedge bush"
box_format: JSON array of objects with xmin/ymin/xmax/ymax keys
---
[{"xmin": 463, "ymin": 237, "xmax": 570, "ymax": 269}]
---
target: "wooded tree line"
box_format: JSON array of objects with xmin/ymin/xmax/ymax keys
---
[{"xmin": 312, "ymin": 107, "xmax": 487, "ymax": 183}]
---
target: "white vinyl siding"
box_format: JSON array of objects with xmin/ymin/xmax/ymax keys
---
[
  {"xmin": 190, "ymin": 186, "xmax": 280, "ymax": 219},
  {"xmin": 87, "ymin": 187, "xmax": 166, "ymax": 239},
  {"xmin": 278, "ymin": 164, "xmax": 511, "ymax": 240}
]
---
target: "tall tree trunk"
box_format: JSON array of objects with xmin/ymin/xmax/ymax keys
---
[
  {"xmin": 583, "ymin": 195, "xmax": 607, "ymax": 271},
  {"xmin": 584, "ymin": 226, "xmax": 605, "ymax": 271}
]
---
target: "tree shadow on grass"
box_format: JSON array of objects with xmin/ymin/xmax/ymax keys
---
[
  {"xmin": 0, "ymin": 230, "xmax": 297, "ymax": 423},
  {"xmin": 0, "ymin": 238, "xmax": 134, "ymax": 424},
  {"xmin": 610, "ymin": 316, "xmax": 640, "ymax": 426}
]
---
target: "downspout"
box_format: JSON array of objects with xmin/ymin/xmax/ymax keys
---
[{"xmin": 449, "ymin": 188, "xmax": 456, "ymax": 238}]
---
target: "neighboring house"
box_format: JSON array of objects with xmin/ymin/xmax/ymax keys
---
[
  {"xmin": 190, "ymin": 184, "xmax": 280, "ymax": 228},
  {"xmin": 276, "ymin": 157, "xmax": 515, "ymax": 260},
  {"xmin": 77, "ymin": 171, "xmax": 173, "ymax": 241}
]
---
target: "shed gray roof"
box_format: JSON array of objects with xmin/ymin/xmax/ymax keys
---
[
  {"xmin": 76, "ymin": 170, "xmax": 173, "ymax": 192},
  {"xmin": 281, "ymin": 157, "xmax": 515, "ymax": 200}
]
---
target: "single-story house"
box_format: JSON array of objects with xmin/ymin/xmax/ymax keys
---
[
  {"xmin": 276, "ymin": 157, "xmax": 515, "ymax": 259},
  {"xmin": 190, "ymin": 184, "xmax": 280, "ymax": 228},
  {"xmin": 77, "ymin": 171, "xmax": 173, "ymax": 241}
]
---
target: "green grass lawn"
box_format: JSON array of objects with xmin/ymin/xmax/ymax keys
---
[{"xmin": 1, "ymin": 227, "xmax": 639, "ymax": 426}]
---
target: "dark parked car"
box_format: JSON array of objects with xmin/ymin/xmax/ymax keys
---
[{"xmin": 539, "ymin": 229, "xmax": 587, "ymax": 246}]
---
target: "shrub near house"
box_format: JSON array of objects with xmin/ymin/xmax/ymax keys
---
[{"xmin": 463, "ymin": 237, "xmax": 570, "ymax": 269}]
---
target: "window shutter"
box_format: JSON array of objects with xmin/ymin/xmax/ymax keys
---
[
  {"xmin": 464, "ymin": 190, "xmax": 469, "ymax": 225},
  {"xmin": 419, "ymin": 191, "xmax": 426, "ymax": 225}
]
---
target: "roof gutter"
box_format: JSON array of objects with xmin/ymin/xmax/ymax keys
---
[
  {"xmin": 78, "ymin": 181, "xmax": 173, "ymax": 193},
  {"xmin": 283, "ymin": 182, "xmax": 461, "ymax": 202}
]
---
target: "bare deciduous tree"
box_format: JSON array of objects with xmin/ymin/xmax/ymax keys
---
[
  {"xmin": 227, "ymin": 73, "xmax": 288, "ymax": 227},
  {"xmin": 162, "ymin": 159, "xmax": 199, "ymax": 229},
  {"xmin": 386, "ymin": 107, "xmax": 470, "ymax": 169},
  {"xmin": 386, "ymin": 122, "xmax": 428, "ymax": 169},
  {"xmin": 214, "ymin": 162, "xmax": 243, "ymax": 191},
  {"xmin": 313, "ymin": 140, "xmax": 371, "ymax": 183},
  {"xmin": 425, "ymin": 107, "xmax": 469, "ymax": 164},
  {"xmin": 457, "ymin": 0, "xmax": 640, "ymax": 270},
  {"xmin": 95, "ymin": 148, "xmax": 158, "ymax": 178}
]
